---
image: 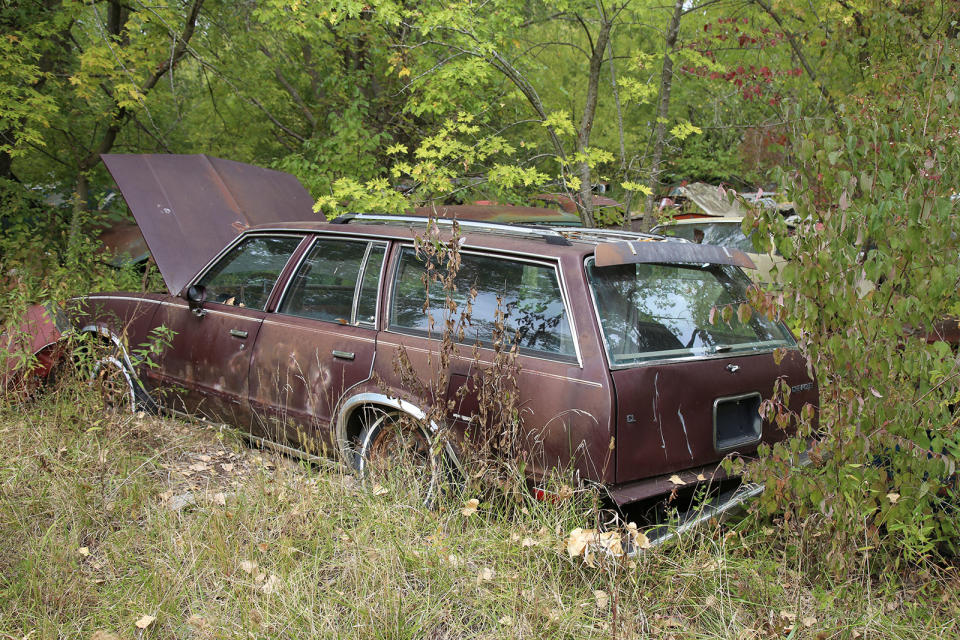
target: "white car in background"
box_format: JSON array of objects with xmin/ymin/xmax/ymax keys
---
[{"xmin": 652, "ymin": 217, "xmax": 790, "ymax": 287}]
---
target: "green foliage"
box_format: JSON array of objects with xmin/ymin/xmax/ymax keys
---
[{"xmin": 744, "ymin": 13, "xmax": 960, "ymax": 563}]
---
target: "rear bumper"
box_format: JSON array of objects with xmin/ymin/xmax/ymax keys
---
[{"xmin": 633, "ymin": 448, "xmax": 812, "ymax": 551}]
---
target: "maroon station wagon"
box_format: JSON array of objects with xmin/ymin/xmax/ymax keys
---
[{"xmin": 63, "ymin": 155, "xmax": 817, "ymax": 526}]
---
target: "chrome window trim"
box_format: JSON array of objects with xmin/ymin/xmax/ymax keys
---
[
  {"xmin": 273, "ymin": 236, "xmax": 387, "ymax": 327},
  {"xmin": 351, "ymin": 242, "xmax": 372, "ymax": 324},
  {"xmin": 583, "ymin": 256, "xmax": 794, "ymax": 370},
  {"xmin": 384, "ymin": 243, "xmax": 583, "ymax": 367},
  {"xmin": 355, "ymin": 241, "xmax": 388, "ymax": 328}
]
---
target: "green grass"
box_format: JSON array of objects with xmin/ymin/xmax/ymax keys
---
[{"xmin": 1, "ymin": 381, "xmax": 958, "ymax": 639}]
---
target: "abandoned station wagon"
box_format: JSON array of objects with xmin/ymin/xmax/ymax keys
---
[{"xmin": 69, "ymin": 154, "xmax": 818, "ymax": 515}]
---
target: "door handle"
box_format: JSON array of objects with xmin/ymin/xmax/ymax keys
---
[
  {"xmin": 229, "ymin": 329, "xmax": 248, "ymax": 339},
  {"xmin": 332, "ymin": 350, "xmax": 355, "ymax": 361}
]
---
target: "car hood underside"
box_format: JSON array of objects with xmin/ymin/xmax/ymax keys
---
[{"xmin": 102, "ymin": 153, "xmax": 315, "ymax": 295}]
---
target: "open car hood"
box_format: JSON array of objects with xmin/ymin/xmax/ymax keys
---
[{"xmin": 102, "ymin": 154, "xmax": 315, "ymax": 295}]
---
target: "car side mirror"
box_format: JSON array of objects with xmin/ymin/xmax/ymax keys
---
[{"xmin": 186, "ymin": 285, "xmax": 207, "ymax": 317}]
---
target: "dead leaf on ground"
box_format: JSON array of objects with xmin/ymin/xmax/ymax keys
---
[
  {"xmin": 260, "ymin": 574, "xmax": 281, "ymax": 594},
  {"xmin": 669, "ymin": 474, "xmax": 686, "ymax": 486},
  {"xmin": 134, "ymin": 615, "xmax": 156, "ymax": 629},
  {"xmin": 78, "ymin": 546, "xmax": 90, "ymax": 557},
  {"xmin": 802, "ymin": 616, "xmax": 817, "ymax": 627},
  {"xmin": 594, "ymin": 590, "xmax": 609, "ymax": 609},
  {"xmin": 90, "ymin": 631, "xmax": 120, "ymax": 640},
  {"xmin": 477, "ymin": 567, "xmax": 495, "ymax": 583},
  {"xmin": 239, "ymin": 560, "xmax": 257, "ymax": 574},
  {"xmin": 461, "ymin": 498, "xmax": 479, "ymax": 516},
  {"xmin": 887, "ymin": 492, "xmax": 900, "ymax": 504}
]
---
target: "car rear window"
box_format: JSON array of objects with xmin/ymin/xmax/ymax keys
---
[
  {"xmin": 656, "ymin": 222, "xmax": 758, "ymax": 253},
  {"xmin": 586, "ymin": 259, "xmax": 793, "ymax": 366},
  {"xmin": 390, "ymin": 247, "xmax": 576, "ymax": 360}
]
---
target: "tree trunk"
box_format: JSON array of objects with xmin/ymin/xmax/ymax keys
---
[
  {"xmin": 575, "ymin": 14, "xmax": 613, "ymax": 228},
  {"xmin": 644, "ymin": 0, "xmax": 684, "ymax": 230}
]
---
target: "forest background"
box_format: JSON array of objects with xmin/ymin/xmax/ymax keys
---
[{"xmin": 2, "ymin": 0, "xmax": 960, "ymax": 597}]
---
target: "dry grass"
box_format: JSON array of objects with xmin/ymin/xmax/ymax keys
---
[{"xmin": 1, "ymin": 381, "xmax": 958, "ymax": 639}]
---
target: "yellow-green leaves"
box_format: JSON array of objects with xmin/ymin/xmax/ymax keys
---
[
  {"xmin": 542, "ymin": 111, "xmax": 575, "ymax": 138},
  {"xmin": 669, "ymin": 121, "xmax": 702, "ymax": 141},
  {"xmin": 620, "ymin": 181, "xmax": 653, "ymax": 196}
]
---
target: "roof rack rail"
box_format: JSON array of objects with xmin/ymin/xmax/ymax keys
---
[
  {"xmin": 556, "ymin": 228, "xmax": 665, "ymax": 244},
  {"xmin": 331, "ymin": 213, "xmax": 575, "ymax": 244},
  {"xmin": 330, "ymin": 213, "xmax": 675, "ymax": 247}
]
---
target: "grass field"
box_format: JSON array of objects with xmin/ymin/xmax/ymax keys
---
[{"xmin": 1, "ymin": 381, "xmax": 958, "ymax": 639}]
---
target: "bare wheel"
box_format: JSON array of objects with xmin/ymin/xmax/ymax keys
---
[
  {"xmin": 89, "ymin": 347, "xmax": 154, "ymax": 413},
  {"xmin": 357, "ymin": 409, "xmax": 440, "ymax": 505}
]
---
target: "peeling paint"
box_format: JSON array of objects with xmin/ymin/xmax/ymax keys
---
[
  {"xmin": 653, "ymin": 372, "xmax": 666, "ymax": 451},
  {"xmin": 677, "ymin": 405, "xmax": 694, "ymax": 460}
]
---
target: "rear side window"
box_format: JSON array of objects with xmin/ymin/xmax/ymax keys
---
[
  {"xmin": 197, "ymin": 235, "xmax": 302, "ymax": 310},
  {"xmin": 390, "ymin": 247, "xmax": 576, "ymax": 360},
  {"xmin": 278, "ymin": 238, "xmax": 386, "ymax": 326}
]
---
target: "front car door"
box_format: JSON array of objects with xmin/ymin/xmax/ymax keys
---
[
  {"xmin": 147, "ymin": 234, "xmax": 305, "ymax": 428},
  {"xmin": 248, "ymin": 236, "xmax": 386, "ymax": 453}
]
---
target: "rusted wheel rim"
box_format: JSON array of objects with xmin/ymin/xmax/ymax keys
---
[
  {"xmin": 90, "ymin": 356, "xmax": 137, "ymax": 411},
  {"xmin": 361, "ymin": 412, "xmax": 437, "ymax": 502},
  {"xmin": 367, "ymin": 414, "xmax": 431, "ymax": 472}
]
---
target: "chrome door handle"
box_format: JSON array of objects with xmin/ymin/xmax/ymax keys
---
[
  {"xmin": 229, "ymin": 329, "xmax": 248, "ymax": 339},
  {"xmin": 332, "ymin": 350, "xmax": 355, "ymax": 361}
]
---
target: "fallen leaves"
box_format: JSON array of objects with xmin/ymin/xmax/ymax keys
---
[
  {"xmin": 134, "ymin": 614, "xmax": 155, "ymax": 630},
  {"xmin": 593, "ymin": 589, "xmax": 609, "ymax": 609},
  {"xmin": 477, "ymin": 567, "xmax": 495, "ymax": 584},
  {"xmin": 461, "ymin": 498, "xmax": 479, "ymax": 516},
  {"xmin": 260, "ymin": 574, "xmax": 281, "ymax": 594},
  {"xmin": 669, "ymin": 474, "xmax": 686, "ymax": 486}
]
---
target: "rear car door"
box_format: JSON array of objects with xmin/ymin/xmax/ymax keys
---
[
  {"xmin": 248, "ymin": 236, "xmax": 386, "ymax": 452},
  {"xmin": 147, "ymin": 234, "xmax": 304, "ymax": 427}
]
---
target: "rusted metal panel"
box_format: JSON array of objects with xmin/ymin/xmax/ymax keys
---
[
  {"xmin": 1, "ymin": 303, "xmax": 68, "ymax": 390},
  {"xmin": 102, "ymin": 154, "xmax": 315, "ymax": 295},
  {"xmin": 594, "ymin": 240, "xmax": 756, "ymax": 269},
  {"xmin": 410, "ymin": 204, "xmax": 583, "ymax": 226},
  {"xmin": 611, "ymin": 349, "xmax": 816, "ymax": 485},
  {"xmin": 533, "ymin": 193, "xmax": 622, "ymax": 214},
  {"xmin": 95, "ymin": 221, "xmax": 150, "ymax": 265}
]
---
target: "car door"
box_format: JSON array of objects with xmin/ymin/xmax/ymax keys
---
[
  {"xmin": 147, "ymin": 234, "xmax": 305, "ymax": 428},
  {"xmin": 248, "ymin": 236, "xmax": 386, "ymax": 453}
]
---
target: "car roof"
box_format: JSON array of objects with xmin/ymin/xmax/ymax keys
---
[{"xmin": 244, "ymin": 214, "xmax": 757, "ymax": 270}]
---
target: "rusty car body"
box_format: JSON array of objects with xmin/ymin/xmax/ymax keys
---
[{"xmin": 16, "ymin": 154, "xmax": 819, "ymax": 534}]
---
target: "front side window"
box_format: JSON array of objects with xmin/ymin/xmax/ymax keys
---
[
  {"xmin": 390, "ymin": 248, "xmax": 576, "ymax": 359},
  {"xmin": 586, "ymin": 259, "xmax": 793, "ymax": 366},
  {"xmin": 197, "ymin": 235, "xmax": 302, "ymax": 310},
  {"xmin": 278, "ymin": 238, "xmax": 386, "ymax": 326}
]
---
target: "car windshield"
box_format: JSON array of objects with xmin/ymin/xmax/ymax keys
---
[
  {"xmin": 655, "ymin": 221, "xmax": 760, "ymax": 254},
  {"xmin": 586, "ymin": 259, "xmax": 794, "ymax": 366}
]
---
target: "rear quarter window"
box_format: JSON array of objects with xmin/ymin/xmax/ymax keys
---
[{"xmin": 390, "ymin": 247, "xmax": 576, "ymax": 360}]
